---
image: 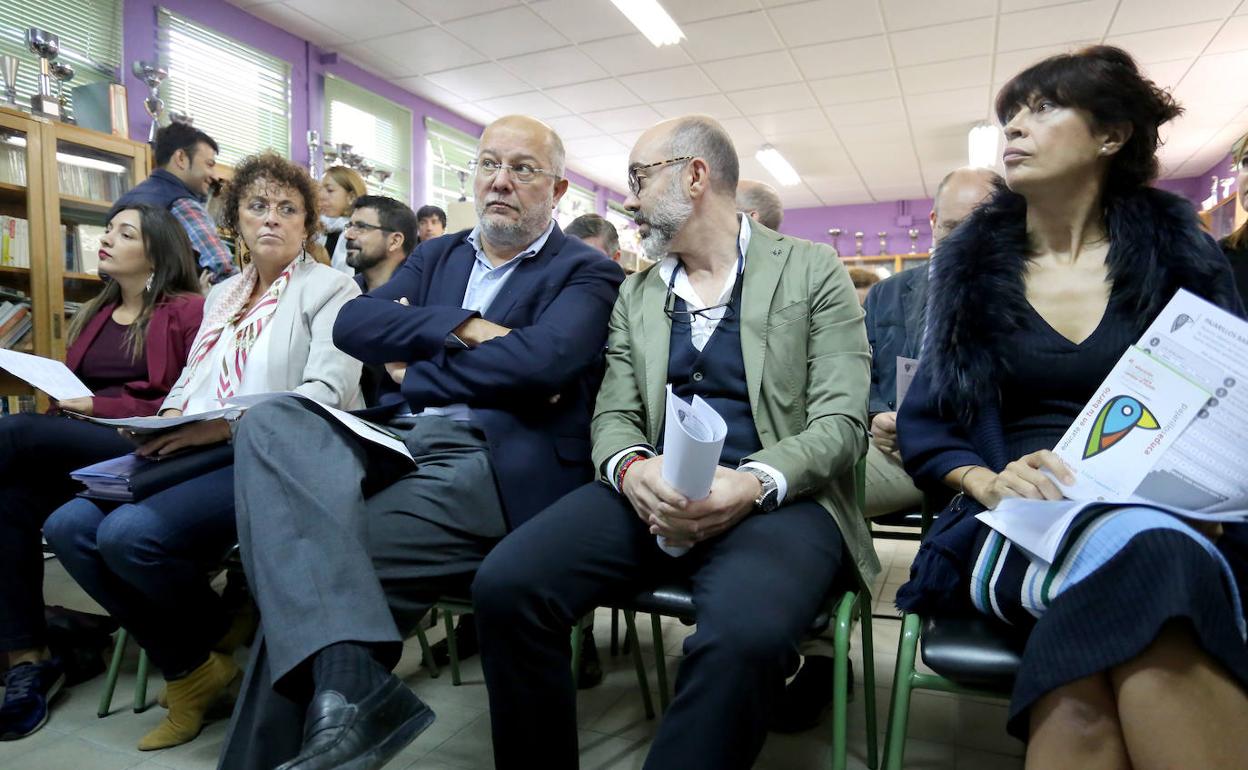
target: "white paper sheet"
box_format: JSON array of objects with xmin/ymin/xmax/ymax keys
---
[
  {"xmin": 658, "ymin": 385, "xmax": 728, "ymax": 556},
  {"xmin": 71, "ymin": 392, "xmax": 290, "ymax": 434},
  {"xmin": 895, "ymin": 356, "xmax": 919, "ymax": 407},
  {"xmin": 0, "ymin": 348, "xmax": 91, "ymax": 400},
  {"xmin": 293, "ymin": 396, "xmax": 413, "ymax": 461}
]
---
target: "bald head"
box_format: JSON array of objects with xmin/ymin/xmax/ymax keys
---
[
  {"xmin": 930, "ymin": 167, "xmax": 1001, "ymax": 246},
  {"xmin": 636, "ymin": 115, "xmax": 739, "ymax": 197},
  {"xmin": 737, "ymin": 179, "xmax": 783, "ymax": 230},
  {"xmin": 481, "ymin": 115, "xmax": 566, "ymax": 178}
]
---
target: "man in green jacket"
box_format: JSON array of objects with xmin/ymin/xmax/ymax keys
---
[{"xmin": 473, "ymin": 114, "xmax": 877, "ymax": 770}]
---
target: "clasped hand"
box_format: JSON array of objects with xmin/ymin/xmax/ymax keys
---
[
  {"xmin": 384, "ymin": 298, "xmax": 511, "ymax": 385},
  {"xmin": 621, "ymin": 458, "xmax": 762, "ymax": 549}
]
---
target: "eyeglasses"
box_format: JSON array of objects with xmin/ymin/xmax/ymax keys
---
[
  {"xmin": 243, "ymin": 199, "xmax": 304, "ymax": 220},
  {"xmin": 628, "ymin": 156, "xmax": 694, "ymax": 197},
  {"xmin": 345, "ymin": 221, "xmax": 390, "ymax": 234},
  {"xmin": 468, "ymin": 158, "xmax": 558, "ymax": 184},
  {"xmin": 663, "ymin": 286, "xmax": 735, "ymax": 325}
]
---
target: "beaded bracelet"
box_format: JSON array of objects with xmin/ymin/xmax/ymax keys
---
[{"xmin": 615, "ymin": 451, "xmax": 647, "ymax": 491}]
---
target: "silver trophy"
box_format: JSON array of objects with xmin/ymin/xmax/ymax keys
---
[
  {"xmin": 878, "ymin": 231, "xmax": 889, "ymax": 255},
  {"xmin": 1, "ymin": 55, "xmax": 18, "ymax": 107},
  {"xmin": 853, "ymin": 231, "xmax": 864, "ymax": 256},
  {"xmin": 132, "ymin": 61, "xmax": 168, "ymax": 142},
  {"xmin": 50, "ymin": 61, "xmax": 74, "ymax": 123},
  {"xmin": 26, "ymin": 29, "xmax": 61, "ymax": 119},
  {"xmin": 827, "ymin": 227, "xmax": 842, "ymax": 254},
  {"xmin": 908, "ymin": 227, "xmax": 920, "ymax": 254},
  {"xmin": 306, "ymin": 130, "xmax": 321, "ymax": 177}
]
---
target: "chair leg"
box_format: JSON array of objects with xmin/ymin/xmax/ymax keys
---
[
  {"xmin": 610, "ymin": 608, "xmax": 620, "ymax": 656},
  {"xmin": 649, "ymin": 614, "xmax": 670, "ymax": 713},
  {"xmin": 97, "ymin": 628, "xmax": 129, "ymax": 717},
  {"xmin": 623, "ymin": 611, "xmax": 655, "ymax": 719},
  {"xmin": 882, "ymin": 614, "xmax": 921, "ymax": 770},
  {"xmin": 859, "ymin": 593, "xmax": 879, "ymax": 770},
  {"xmin": 133, "ymin": 648, "xmax": 151, "ymax": 713},
  {"xmin": 414, "ymin": 623, "xmax": 439, "ymax": 679},
  {"xmin": 830, "ymin": 592, "xmax": 856, "ymax": 770},
  {"xmin": 442, "ymin": 606, "xmax": 461, "ymax": 686},
  {"xmin": 571, "ymin": 619, "xmax": 583, "ymax": 689}
]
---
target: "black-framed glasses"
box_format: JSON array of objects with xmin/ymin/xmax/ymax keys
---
[
  {"xmin": 468, "ymin": 158, "xmax": 558, "ymax": 184},
  {"xmin": 628, "ymin": 156, "xmax": 694, "ymax": 197},
  {"xmin": 663, "ymin": 285, "xmax": 736, "ymax": 325},
  {"xmin": 345, "ymin": 220, "xmax": 390, "ymax": 234}
]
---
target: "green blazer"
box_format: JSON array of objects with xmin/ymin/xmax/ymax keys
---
[{"xmin": 591, "ymin": 222, "xmax": 881, "ymax": 585}]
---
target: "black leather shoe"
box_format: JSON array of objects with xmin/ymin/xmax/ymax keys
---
[
  {"xmin": 275, "ymin": 676, "xmax": 435, "ymax": 770},
  {"xmin": 768, "ymin": 655, "xmax": 852, "ymax": 734},
  {"xmin": 576, "ymin": 630, "xmax": 603, "ymax": 690}
]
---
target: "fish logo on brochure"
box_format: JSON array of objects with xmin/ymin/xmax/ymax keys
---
[{"xmin": 1083, "ymin": 395, "xmax": 1160, "ymax": 460}]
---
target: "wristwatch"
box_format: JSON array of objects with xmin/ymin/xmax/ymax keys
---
[{"xmin": 742, "ymin": 467, "xmax": 780, "ymax": 513}]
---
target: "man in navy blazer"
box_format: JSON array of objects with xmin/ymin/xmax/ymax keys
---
[{"xmin": 217, "ymin": 115, "xmax": 624, "ymax": 770}]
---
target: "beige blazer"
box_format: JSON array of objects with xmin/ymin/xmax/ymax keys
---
[{"xmin": 591, "ymin": 222, "xmax": 880, "ymax": 585}]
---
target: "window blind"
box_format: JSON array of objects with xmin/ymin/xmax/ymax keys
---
[
  {"xmin": 324, "ymin": 75, "xmax": 411, "ymax": 203},
  {"xmin": 555, "ymin": 182, "xmax": 597, "ymax": 227},
  {"xmin": 0, "ymin": 0, "xmax": 123, "ymax": 115},
  {"xmin": 424, "ymin": 117, "xmax": 479, "ymax": 211},
  {"xmin": 157, "ymin": 8, "xmax": 291, "ymax": 166}
]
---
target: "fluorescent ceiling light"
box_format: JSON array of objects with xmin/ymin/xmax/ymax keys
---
[
  {"xmin": 4, "ymin": 135, "xmax": 126, "ymax": 174},
  {"xmin": 756, "ymin": 145, "xmax": 801, "ymax": 187},
  {"xmin": 608, "ymin": 0, "xmax": 685, "ymax": 47},
  {"xmin": 967, "ymin": 123, "xmax": 1000, "ymax": 169}
]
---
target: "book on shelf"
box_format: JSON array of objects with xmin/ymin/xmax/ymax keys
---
[
  {"xmin": 58, "ymin": 161, "xmax": 127, "ymax": 202},
  {"xmin": 1, "ymin": 315, "xmax": 32, "ymax": 350},
  {"xmin": 0, "ymin": 216, "xmax": 30, "ymax": 268},
  {"xmin": 0, "ymin": 395, "xmax": 37, "ymax": 416},
  {"xmin": 0, "ymin": 143, "xmax": 27, "ymax": 187}
]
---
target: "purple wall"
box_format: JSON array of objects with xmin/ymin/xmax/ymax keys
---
[{"xmin": 121, "ymin": 0, "xmax": 611, "ymax": 208}]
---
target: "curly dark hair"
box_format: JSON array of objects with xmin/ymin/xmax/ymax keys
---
[
  {"xmin": 219, "ymin": 151, "xmax": 321, "ymax": 247},
  {"xmin": 995, "ymin": 45, "xmax": 1182, "ymax": 197}
]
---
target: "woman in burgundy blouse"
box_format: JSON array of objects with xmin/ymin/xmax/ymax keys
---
[{"xmin": 0, "ymin": 203, "xmax": 202, "ymax": 741}]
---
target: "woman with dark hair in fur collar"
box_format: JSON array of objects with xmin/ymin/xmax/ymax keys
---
[{"xmin": 896, "ymin": 46, "xmax": 1248, "ymax": 769}]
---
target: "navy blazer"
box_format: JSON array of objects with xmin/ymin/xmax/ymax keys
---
[
  {"xmin": 333, "ymin": 224, "xmax": 625, "ymax": 530},
  {"xmin": 863, "ymin": 264, "xmax": 928, "ymax": 414}
]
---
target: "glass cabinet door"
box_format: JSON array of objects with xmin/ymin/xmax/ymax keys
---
[{"xmin": 0, "ymin": 110, "xmax": 45, "ymax": 412}]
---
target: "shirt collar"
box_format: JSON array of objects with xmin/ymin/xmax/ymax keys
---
[
  {"xmin": 465, "ymin": 219, "xmax": 555, "ymax": 269},
  {"xmin": 659, "ymin": 213, "xmax": 752, "ymax": 283}
]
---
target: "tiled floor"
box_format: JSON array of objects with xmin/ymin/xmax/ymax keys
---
[{"xmin": 2, "ymin": 538, "xmax": 1025, "ymax": 769}]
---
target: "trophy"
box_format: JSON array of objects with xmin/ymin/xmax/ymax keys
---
[
  {"xmin": 1, "ymin": 55, "xmax": 18, "ymax": 107},
  {"xmin": 374, "ymin": 169, "xmax": 392, "ymax": 186},
  {"xmin": 26, "ymin": 29, "xmax": 61, "ymax": 119},
  {"xmin": 853, "ymin": 231, "xmax": 864, "ymax": 256},
  {"xmin": 132, "ymin": 60, "xmax": 168, "ymax": 142},
  {"xmin": 50, "ymin": 61, "xmax": 74, "ymax": 123},
  {"xmin": 878, "ymin": 231, "xmax": 889, "ymax": 255},
  {"xmin": 908, "ymin": 227, "xmax": 920, "ymax": 254},
  {"xmin": 827, "ymin": 227, "xmax": 842, "ymax": 254},
  {"xmin": 306, "ymin": 130, "xmax": 321, "ymax": 177}
]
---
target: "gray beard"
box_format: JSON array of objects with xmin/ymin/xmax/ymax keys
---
[
  {"xmin": 476, "ymin": 194, "xmax": 553, "ymax": 251},
  {"xmin": 638, "ymin": 183, "xmax": 692, "ymax": 260}
]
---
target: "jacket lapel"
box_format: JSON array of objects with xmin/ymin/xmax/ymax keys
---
[
  {"xmin": 428, "ymin": 236, "xmax": 477, "ymax": 308},
  {"xmin": 901, "ymin": 267, "xmax": 928, "ymax": 359},
  {"xmin": 638, "ymin": 267, "xmax": 671, "ymax": 438},
  {"xmin": 482, "ymin": 228, "xmax": 564, "ymax": 323},
  {"xmin": 741, "ymin": 229, "xmax": 790, "ymax": 415}
]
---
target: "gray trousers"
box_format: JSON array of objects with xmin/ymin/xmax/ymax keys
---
[{"xmin": 218, "ymin": 397, "xmax": 506, "ymax": 770}]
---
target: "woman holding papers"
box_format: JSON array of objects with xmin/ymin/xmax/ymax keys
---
[
  {"xmin": 43, "ymin": 152, "xmax": 362, "ymax": 752},
  {"xmin": 896, "ymin": 46, "xmax": 1248, "ymax": 768},
  {"xmin": 0, "ymin": 204, "xmax": 202, "ymax": 741}
]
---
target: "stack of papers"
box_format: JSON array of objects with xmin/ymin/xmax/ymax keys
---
[{"xmin": 657, "ymin": 386, "xmax": 727, "ymax": 556}]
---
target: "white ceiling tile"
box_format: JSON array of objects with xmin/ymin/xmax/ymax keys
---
[
  {"xmin": 727, "ymin": 82, "xmax": 818, "ymax": 115},
  {"xmin": 815, "ymin": 187, "xmax": 874, "ymax": 206},
  {"xmin": 720, "ymin": 117, "xmax": 766, "ymax": 149},
  {"xmin": 791, "ymin": 37, "xmax": 893, "ymax": 79},
  {"xmin": 867, "ymin": 183, "xmax": 929, "ymax": 200},
  {"xmin": 835, "ymin": 120, "xmax": 913, "ymax": 145},
  {"xmin": 905, "ymin": 86, "xmax": 991, "ymax": 119},
  {"xmin": 286, "ymin": 0, "xmax": 429, "ymax": 42},
  {"xmin": 579, "ymin": 105, "xmax": 665, "ymax": 134},
  {"xmin": 363, "ymin": 26, "xmax": 488, "ymax": 76},
  {"xmin": 662, "ymin": 0, "xmax": 764, "ymax": 23},
  {"xmin": 1142, "ymin": 59, "xmax": 1194, "ymax": 91},
  {"xmin": 619, "ymin": 66, "xmax": 719, "ymax": 101},
  {"xmin": 680, "ymin": 12, "xmax": 785, "ymax": 61},
  {"xmin": 880, "ymin": 0, "xmax": 996, "ymax": 32},
  {"xmin": 426, "ymin": 62, "xmax": 530, "ymax": 101},
  {"xmin": 998, "ymin": 0, "xmax": 1117, "ymax": 51},
  {"xmin": 999, "ymin": 0, "xmax": 1079, "ymax": 10},
  {"xmin": 611, "ymin": 130, "xmax": 645, "ymax": 149},
  {"xmin": 751, "ymin": 108, "xmax": 831, "ymax": 136},
  {"xmin": 546, "ymin": 79, "xmax": 642, "ymax": 113},
  {"xmin": 247, "ymin": 3, "xmax": 350, "ymax": 46},
  {"xmin": 393, "ymin": 76, "xmax": 464, "ymax": 107},
  {"xmin": 475, "ymin": 91, "xmax": 569, "ymax": 119},
  {"xmin": 1206, "ymin": 15, "xmax": 1248, "ymax": 54},
  {"xmin": 564, "ymin": 135, "xmax": 628, "ymax": 157},
  {"xmin": 498, "ymin": 47, "xmax": 610, "ymax": 89},
  {"xmin": 890, "ymin": 18, "xmax": 996, "ymax": 67},
  {"xmin": 809, "ymin": 70, "xmax": 900, "ymax": 106},
  {"xmin": 770, "ymin": 131, "xmax": 852, "ymax": 175},
  {"xmin": 827, "ymin": 98, "xmax": 908, "ymax": 127},
  {"xmin": 581, "ymin": 34, "xmax": 694, "ymax": 76},
  {"xmin": 898, "ymin": 56, "xmax": 993, "ymax": 94},
  {"xmin": 529, "ymin": 0, "xmax": 628, "ymax": 43},
  {"xmin": 448, "ymin": 102, "xmax": 498, "ymax": 128},
  {"xmin": 1109, "ymin": 0, "xmax": 1240, "ymax": 34},
  {"xmin": 992, "ymin": 42, "xmax": 1097, "ymax": 84},
  {"xmin": 768, "ymin": 0, "xmax": 885, "ymax": 47},
  {"xmin": 545, "ymin": 114, "xmax": 603, "ymax": 140},
  {"xmin": 1106, "ymin": 22, "xmax": 1223, "ymax": 63},
  {"xmin": 398, "ymin": 0, "xmax": 519, "ymax": 22},
  {"xmin": 443, "ymin": 6, "xmax": 567, "ymax": 59},
  {"xmin": 651, "ymin": 93, "xmax": 744, "ymax": 120},
  {"xmin": 338, "ymin": 45, "xmax": 411, "ymax": 79},
  {"xmin": 701, "ymin": 51, "xmax": 804, "ymax": 91},
  {"xmin": 780, "ymin": 186, "xmax": 824, "ymax": 207}
]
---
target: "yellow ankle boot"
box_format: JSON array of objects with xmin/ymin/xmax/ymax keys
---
[{"xmin": 138, "ymin": 651, "xmax": 239, "ymax": 751}]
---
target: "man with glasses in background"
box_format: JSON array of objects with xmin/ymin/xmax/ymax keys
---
[
  {"xmin": 216, "ymin": 115, "xmax": 624, "ymax": 770},
  {"xmin": 473, "ymin": 115, "xmax": 877, "ymax": 770}
]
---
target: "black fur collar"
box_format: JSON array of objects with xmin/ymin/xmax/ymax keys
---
[{"xmin": 925, "ymin": 185, "xmax": 1239, "ymax": 423}]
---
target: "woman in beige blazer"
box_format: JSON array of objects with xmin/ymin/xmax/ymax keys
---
[{"xmin": 44, "ymin": 153, "xmax": 361, "ymax": 753}]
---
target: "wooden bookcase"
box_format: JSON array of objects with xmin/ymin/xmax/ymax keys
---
[
  {"xmin": 0, "ymin": 106, "xmax": 150, "ymax": 409},
  {"xmin": 839, "ymin": 252, "xmax": 931, "ymax": 275}
]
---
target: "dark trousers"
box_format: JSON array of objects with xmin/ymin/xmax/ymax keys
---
[
  {"xmin": 473, "ymin": 481, "xmax": 845, "ymax": 770},
  {"xmin": 0, "ymin": 413, "xmax": 133, "ymax": 652},
  {"xmin": 43, "ymin": 465, "xmax": 238, "ymax": 676}
]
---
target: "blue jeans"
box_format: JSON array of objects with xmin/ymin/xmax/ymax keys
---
[{"xmin": 44, "ymin": 464, "xmax": 238, "ymax": 677}]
